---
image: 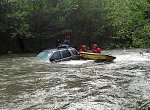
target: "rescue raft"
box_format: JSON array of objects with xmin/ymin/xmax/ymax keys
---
[{"xmin": 79, "ymin": 52, "xmax": 116, "ymax": 61}]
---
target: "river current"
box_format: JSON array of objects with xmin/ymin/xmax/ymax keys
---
[{"xmin": 0, "ymin": 49, "xmax": 150, "ymax": 110}]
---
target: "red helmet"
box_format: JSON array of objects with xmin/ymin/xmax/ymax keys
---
[
  {"xmin": 93, "ymin": 44, "xmax": 97, "ymax": 48},
  {"xmin": 82, "ymin": 45, "xmax": 86, "ymax": 49},
  {"xmin": 65, "ymin": 36, "xmax": 70, "ymax": 40}
]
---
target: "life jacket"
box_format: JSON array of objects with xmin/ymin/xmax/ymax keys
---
[
  {"xmin": 63, "ymin": 36, "xmax": 71, "ymax": 45},
  {"xmin": 63, "ymin": 40, "xmax": 70, "ymax": 45},
  {"xmin": 80, "ymin": 48, "xmax": 87, "ymax": 52},
  {"xmin": 97, "ymin": 48, "xmax": 101, "ymax": 53},
  {"xmin": 92, "ymin": 47, "xmax": 101, "ymax": 53}
]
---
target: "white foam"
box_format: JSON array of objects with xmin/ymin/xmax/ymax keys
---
[
  {"xmin": 114, "ymin": 53, "xmax": 150, "ymax": 62},
  {"xmin": 58, "ymin": 60, "xmax": 94, "ymax": 65}
]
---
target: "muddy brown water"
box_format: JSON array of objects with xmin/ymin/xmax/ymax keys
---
[{"xmin": 0, "ymin": 49, "xmax": 150, "ymax": 110}]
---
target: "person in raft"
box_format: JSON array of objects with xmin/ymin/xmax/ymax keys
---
[
  {"xmin": 92, "ymin": 44, "xmax": 101, "ymax": 53},
  {"xmin": 79, "ymin": 45, "xmax": 88, "ymax": 52},
  {"xmin": 63, "ymin": 36, "xmax": 71, "ymax": 46}
]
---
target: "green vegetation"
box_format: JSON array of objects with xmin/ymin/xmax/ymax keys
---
[
  {"xmin": 0, "ymin": 0, "xmax": 150, "ymax": 50},
  {"xmin": 102, "ymin": 0, "xmax": 150, "ymax": 48}
]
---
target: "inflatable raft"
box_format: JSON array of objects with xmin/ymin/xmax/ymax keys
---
[{"xmin": 80, "ymin": 52, "xmax": 116, "ymax": 61}]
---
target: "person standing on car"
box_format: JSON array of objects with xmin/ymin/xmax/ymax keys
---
[{"xmin": 63, "ymin": 36, "xmax": 70, "ymax": 46}]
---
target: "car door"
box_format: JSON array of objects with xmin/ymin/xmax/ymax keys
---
[
  {"xmin": 61, "ymin": 49, "xmax": 72, "ymax": 61},
  {"xmin": 70, "ymin": 49, "xmax": 79, "ymax": 60},
  {"xmin": 49, "ymin": 51, "xmax": 61, "ymax": 62}
]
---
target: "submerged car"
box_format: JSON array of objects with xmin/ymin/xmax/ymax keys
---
[{"xmin": 37, "ymin": 45, "xmax": 79, "ymax": 62}]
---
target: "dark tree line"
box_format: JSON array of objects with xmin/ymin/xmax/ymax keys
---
[{"xmin": 0, "ymin": 0, "xmax": 150, "ymax": 53}]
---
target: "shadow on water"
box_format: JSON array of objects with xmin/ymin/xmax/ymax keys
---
[{"xmin": 0, "ymin": 49, "xmax": 150, "ymax": 110}]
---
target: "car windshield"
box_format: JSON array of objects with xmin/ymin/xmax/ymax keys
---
[{"xmin": 37, "ymin": 51, "xmax": 53, "ymax": 60}]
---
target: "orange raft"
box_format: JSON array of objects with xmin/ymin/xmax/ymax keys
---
[{"xmin": 79, "ymin": 52, "xmax": 116, "ymax": 61}]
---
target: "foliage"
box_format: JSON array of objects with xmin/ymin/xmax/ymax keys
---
[
  {"xmin": 0, "ymin": 0, "xmax": 32, "ymax": 37},
  {"xmin": 0, "ymin": 0, "xmax": 149, "ymax": 48},
  {"xmin": 102, "ymin": 0, "xmax": 150, "ymax": 48}
]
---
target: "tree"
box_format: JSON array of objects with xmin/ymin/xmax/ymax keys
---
[{"xmin": 102, "ymin": 0, "xmax": 150, "ymax": 48}]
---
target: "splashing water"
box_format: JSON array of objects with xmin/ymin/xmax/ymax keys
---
[
  {"xmin": 0, "ymin": 49, "xmax": 150, "ymax": 110},
  {"xmin": 58, "ymin": 60, "xmax": 94, "ymax": 65}
]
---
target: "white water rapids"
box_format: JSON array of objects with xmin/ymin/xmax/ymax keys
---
[{"xmin": 0, "ymin": 49, "xmax": 149, "ymax": 110}]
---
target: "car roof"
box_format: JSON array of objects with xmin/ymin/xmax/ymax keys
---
[{"xmin": 43, "ymin": 47, "xmax": 76, "ymax": 53}]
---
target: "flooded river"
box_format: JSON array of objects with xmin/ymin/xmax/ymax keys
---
[{"xmin": 0, "ymin": 49, "xmax": 150, "ymax": 110}]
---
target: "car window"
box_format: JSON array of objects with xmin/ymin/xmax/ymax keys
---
[
  {"xmin": 71, "ymin": 49, "xmax": 78, "ymax": 55},
  {"xmin": 50, "ymin": 51, "xmax": 61, "ymax": 61},
  {"xmin": 37, "ymin": 51, "xmax": 52, "ymax": 60},
  {"xmin": 62, "ymin": 50, "xmax": 71, "ymax": 58}
]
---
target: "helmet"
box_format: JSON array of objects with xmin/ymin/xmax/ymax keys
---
[
  {"xmin": 65, "ymin": 36, "xmax": 70, "ymax": 40},
  {"xmin": 93, "ymin": 44, "xmax": 97, "ymax": 48},
  {"xmin": 82, "ymin": 45, "xmax": 86, "ymax": 49}
]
